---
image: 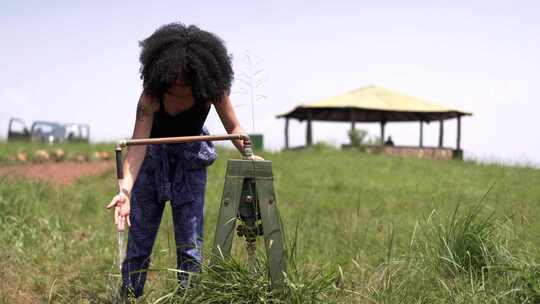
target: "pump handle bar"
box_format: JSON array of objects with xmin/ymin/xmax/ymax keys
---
[{"xmin": 114, "ymin": 133, "xmax": 253, "ymax": 180}]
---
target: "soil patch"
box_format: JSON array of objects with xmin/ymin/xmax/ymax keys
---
[{"xmin": 0, "ymin": 161, "xmax": 114, "ymax": 186}]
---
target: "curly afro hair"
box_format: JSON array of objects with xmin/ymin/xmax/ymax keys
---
[{"xmin": 139, "ymin": 22, "xmax": 234, "ymax": 103}]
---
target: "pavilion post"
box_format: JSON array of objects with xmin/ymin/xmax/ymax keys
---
[
  {"xmin": 380, "ymin": 121, "xmax": 386, "ymax": 145},
  {"xmin": 306, "ymin": 111, "xmax": 313, "ymax": 146},
  {"xmin": 419, "ymin": 121, "xmax": 424, "ymax": 147},
  {"xmin": 284, "ymin": 117, "xmax": 289, "ymax": 150},
  {"xmin": 456, "ymin": 115, "xmax": 461, "ymax": 150},
  {"xmin": 438, "ymin": 120, "xmax": 444, "ymax": 148},
  {"xmin": 350, "ymin": 109, "xmax": 356, "ymax": 131}
]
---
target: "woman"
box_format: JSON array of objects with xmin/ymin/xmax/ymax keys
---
[{"xmin": 106, "ymin": 22, "xmax": 261, "ymax": 297}]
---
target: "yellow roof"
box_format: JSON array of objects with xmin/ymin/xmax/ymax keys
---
[
  {"xmin": 307, "ymin": 85, "xmax": 467, "ymax": 112},
  {"xmin": 278, "ymin": 85, "xmax": 472, "ymax": 122}
]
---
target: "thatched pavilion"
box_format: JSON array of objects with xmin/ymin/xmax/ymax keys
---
[{"xmin": 276, "ymin": 85, "xmax": 472, "ymax": 159}]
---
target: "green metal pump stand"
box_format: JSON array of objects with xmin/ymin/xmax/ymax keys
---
[{"xmin": 212, "ymin": 159, "xmax": 287, "ymax": 288}]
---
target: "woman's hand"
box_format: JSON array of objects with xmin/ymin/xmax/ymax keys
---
[
  {"xmin": 247, "ymin": 154, "xmax": 264, "ymax": 161},
  {"xmin": 241, "ymin": 138, "xmax": 264, "ymax": 160},
  {"xmin": 106, "ymin": 191, "xmax": 131, "ymax": 231}
]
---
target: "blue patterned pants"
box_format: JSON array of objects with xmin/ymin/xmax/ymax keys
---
[{"xmin": 121, "ymin": 139, "xmax": 216, "ymax": 297}]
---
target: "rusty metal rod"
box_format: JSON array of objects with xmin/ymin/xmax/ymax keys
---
[
  {"xmin": 115, "ymin": 146, "xmax": 123, "ymax": 180},
  {"xmin": 116, "ymin": 133, "xmax": 253, "ymax": 159},
  {"xmin": 118, "ymin": 133, "xmax": 249, "ymax": 147}
]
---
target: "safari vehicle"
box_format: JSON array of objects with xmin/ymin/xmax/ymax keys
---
[
  {"xmin": 7, "ymin": 118, "xmax": 90, "ymax": 143},
  {"xmin": 7, "ymin": 118, "xmax": 30, "ymax": 141},
  {"xmin": 30, "ymin": 121, "xmax": 66, "ymax": 143},
  {"xmin": 64, "ymin": 123, "xmax": 90, "ymax": 143}
]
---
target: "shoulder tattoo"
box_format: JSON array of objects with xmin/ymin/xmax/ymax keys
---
[{"xmin": 136, "ymin": 103, "xmax": 146, "ymax": 122}]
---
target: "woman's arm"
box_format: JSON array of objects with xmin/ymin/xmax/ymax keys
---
[
  {"xmin": 213, "ymin": 95, "xmax": 263, "ymax": 159},
  {"xmin": 107, "ymin": 93, "xmax": 158, "ymax": 230},
  {"xmin": 121, "ymin": 93, "xmax": 158, "ymax": 194},
  {"xmin": 213, "ymin": 95, "xmax": 246, "ymax": 151}
]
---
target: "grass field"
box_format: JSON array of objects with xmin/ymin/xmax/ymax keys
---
[{"xmin": 1, "ymin": 143, "xmax": 539, "ymax": 303}]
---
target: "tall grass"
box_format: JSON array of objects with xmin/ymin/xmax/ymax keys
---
[
  {"xmin": 417, "ymin": 202, "xmax": 500, "ymax": 276},
  {"xmin": 143, "ymin": 252, "xmax": 336, "ymax": 304},
  {"xmin": 355, "ymin": 199, "xmax": 540, "ymax": 304}
]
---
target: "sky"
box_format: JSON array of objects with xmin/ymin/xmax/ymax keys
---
[{"xmin": 1, "ymin": 1, "xmax": 539, "ymax": 165}]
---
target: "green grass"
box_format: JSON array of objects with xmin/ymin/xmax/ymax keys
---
[{"xmin": 0, "ymin": 144, "xmax": 539, "ymax": 303}]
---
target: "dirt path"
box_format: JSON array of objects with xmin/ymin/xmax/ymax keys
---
[{"xmin": 0, "ymin": 161, "xmax": 114, "ymax": 186}]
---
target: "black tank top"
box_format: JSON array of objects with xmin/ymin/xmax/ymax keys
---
[{"xmin": 150, "ymin": 98, "xmax": 211, "ymax": 138}]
